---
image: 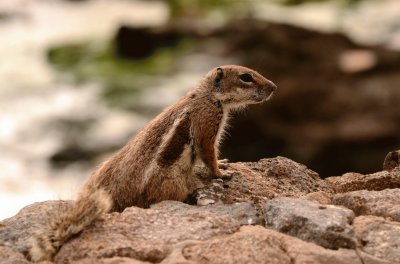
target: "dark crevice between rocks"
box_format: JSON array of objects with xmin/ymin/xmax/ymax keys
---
[
  {"xmin": 276, "ymin": 243, "xmax": 295, "ymax": 264},
  {"xmin": 100, "ymin": 246, "xmax": 166, "ymax": 263},
  {"xmin": 355, "ymin": 248, "xmax": 366, "ymax": 264}
]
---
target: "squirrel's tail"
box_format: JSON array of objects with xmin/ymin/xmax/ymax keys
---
[{"xmin": 29, "ymin": 189, "xmax": 112, "ymax": 262}]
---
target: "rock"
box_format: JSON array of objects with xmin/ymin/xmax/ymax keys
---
[
  {"xmin": 332, "ymin": 189, "xmax": 400, "ymax": 221},
  {"xmin": 0, "ymin": 201, "xmax": 72, "ymax": 256},
  {"xmin": 301, "ymin": 191, "xmax": 332, "ymax": 204},
  {"xmin": 383, "ymin": 150, "xmax": 400, "ymax": 171},
  {"xmin": 190, "ymin": 173, "xmax": 226, "ymax": 206},
  {"xmin": 194, "ymin": 157, "xmax": 334, "ymax": 211},
  {"xmin": 0, "ymin": 200, "xmax": 239, "ymax": 263},
  {"xmin": 357, "ymin": 251, "xmax": 392, "ymax": 264},
  {"xmin": 55, "ymin": 205, "xmax": 240, "ymax": 263},
  {"xmin": 174, "ymin": 226, "xmax": 379, "ymax": 264},
  {"xmin": 353, "ymin": 216, "xmax": 400, "ymax": 263},
  {"xmin": 326, "ymin": 169, "xmax": 400, "ymax": 193},
  {"xmin": 2, "ymin": 157, "xmax": 400, "ymax": 263},
  {"xmin": 264, "ymin": 197, "xmax": 356, "ymax": 249},
  {"xmin": 151, "ymin": 200, "xmax": 261, "ymax": 226},
  {"xmin": 0, "ymin": 246, "xmax": 30, "ymax": 264}
]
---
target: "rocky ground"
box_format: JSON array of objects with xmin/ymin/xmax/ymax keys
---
[
  {"xmin": 1, "ymin": 150, "xmax": 400, "ymax": 263},
  {"xmin": 1, "ymin": 0, "xmax": 400, "ymax": 220}
]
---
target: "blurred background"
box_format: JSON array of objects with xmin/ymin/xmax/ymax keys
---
[{"xmin": 1, "ymin": 0, "xmax": 400, "ymax": 219}]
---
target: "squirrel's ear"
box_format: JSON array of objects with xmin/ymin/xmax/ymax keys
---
[{"xmin": 215, "ymin": 67, "xmax": 223, "ymax": 90}]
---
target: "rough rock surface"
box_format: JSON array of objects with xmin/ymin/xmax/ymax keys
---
[
  {"xmin": 264, "ymin": 197, "xmax": 356, "ymax": 249},
  {"xmin": 333, "ymin": 189, "xmax": 400, "ymax": 221},
  {"xmin": 151, "ymin": 200, "xmax": 261, "ymax": 226},
  {"xmin": 301, "ymin": 191, "xmax": 332, "ymax": 204},
  {"xmin": 56, "ymin": 203, "xmax": 240, "ymax": 263},
  {"xmin": 0, "ymin": 246, "xmax": 29, "ymax": 264},
  {"xmin": 326, "ymin": 168, "xmax": 400, "ymax": 193},
  {"xmin": 179, "ymin": 226, "xmax": 384, "ymax": 264},
  {"xmin": 194, "ymin": 157, "xmax": 334, "ymax": 211},
  {"xmin": 0, "ymin": 201, "xmax": 72, "ymax": 256},
  {"xmin": 353, "ymin": 216, "xmax": 400, "ymax": 263}
]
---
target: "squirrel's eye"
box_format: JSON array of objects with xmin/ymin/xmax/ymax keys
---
[{"xmin": 239, "ymin": 73, "xmax": 254, "ymax": 83}]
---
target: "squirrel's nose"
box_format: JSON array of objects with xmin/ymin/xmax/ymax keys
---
[{"xmin": 267, "ymin": 80, "xmax": 277, "ymax": 92}]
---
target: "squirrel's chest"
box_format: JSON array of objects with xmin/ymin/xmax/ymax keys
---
[{"xmin": 155, "ymin": 107, "xmax": 225, "ymax": 168}]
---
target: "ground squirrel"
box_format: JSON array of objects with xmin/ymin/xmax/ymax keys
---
[{"xmin": 29, "ymin": 65, "xmax": 277, "ymax": 261}]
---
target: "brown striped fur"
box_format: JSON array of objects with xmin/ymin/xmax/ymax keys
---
[{"xmin": 29, "ymin": 65, "xmax": 277, "ymax": 261}]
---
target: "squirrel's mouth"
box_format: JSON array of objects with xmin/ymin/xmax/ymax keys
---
[{"xmin": 253, "ymin": 89, "xmax": 274, "ymax": 102}]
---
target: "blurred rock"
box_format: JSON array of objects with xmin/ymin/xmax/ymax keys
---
[
  {"xmin": 337, "ymin": 49, "xmax": 377, "ymax": 73},
  {"xmin": 353, "ymin": 216, "xmax": 400, "ymax": 263},
  {"xmin": 332, "ymin": 189, "xmax": 400, "ymax": 221},
  {"xmin": 264, "ymin": 197, "xmax": 356, "ymax": 249},
  {"xmin": 326, "ymin": 168, "xmax": 400, "ymax": 193},
  {"xmin": 383, "ymin": 149, "xmax": 400, "ymax": 171}
]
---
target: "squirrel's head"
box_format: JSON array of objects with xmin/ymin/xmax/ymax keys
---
[{"xmin": 205, "ymin": 65, "xmax": 277, "ymax": 109}]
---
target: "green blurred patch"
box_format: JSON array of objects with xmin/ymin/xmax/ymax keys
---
[{"xmin": 47, "ymin": 39, "xmax": 193, "ymax": 107}]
